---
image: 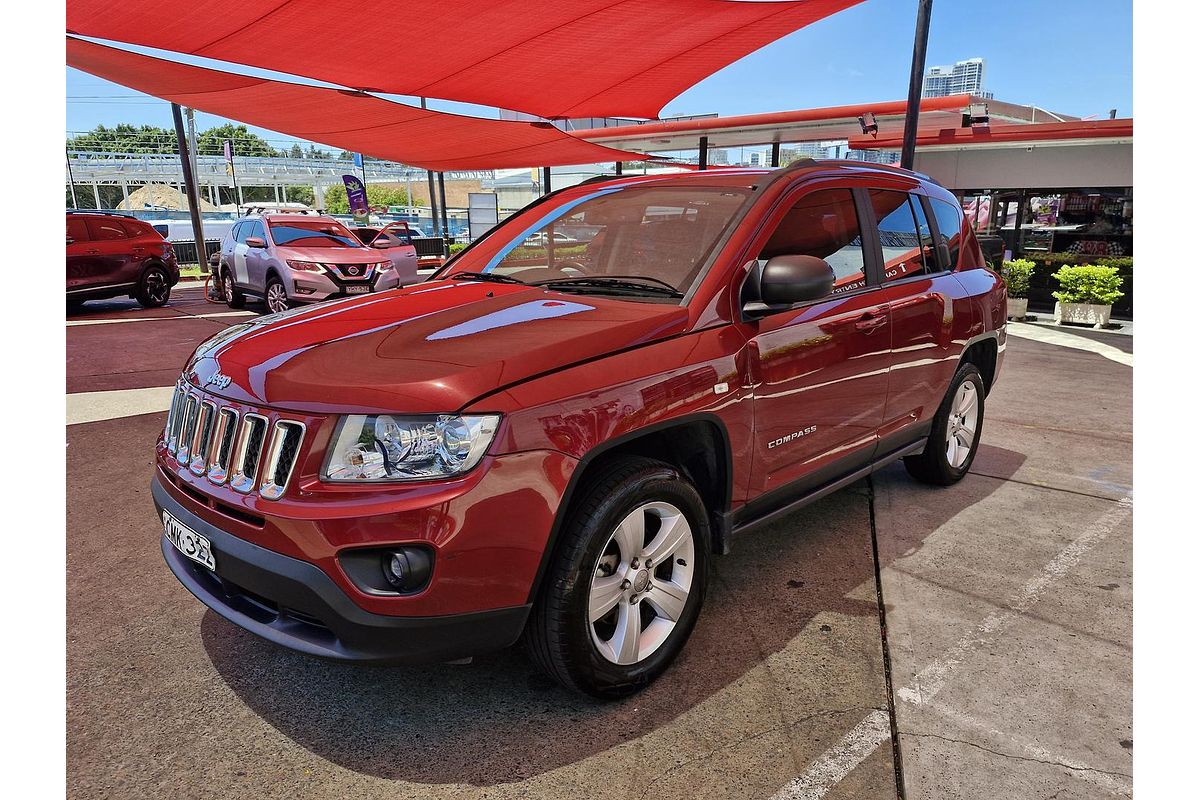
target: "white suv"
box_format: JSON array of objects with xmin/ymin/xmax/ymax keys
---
[{"xmin": 218, "ymin": 214, "xmax": 410, "ymax": 314}]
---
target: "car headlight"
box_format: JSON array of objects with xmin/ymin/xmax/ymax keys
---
[
  {"xmin": 323, "ymin": 414, "xmax": 500, "ymax": 482},
  {"xmin": 286, "ymin": 259, "xmax": 324, "ymax": 272}
]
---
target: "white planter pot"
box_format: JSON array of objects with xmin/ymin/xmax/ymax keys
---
[
  {"xmin": 1006, "ymin": 297, "xmax": 1028, "ymax": 320},
  {"xmin": 1054, "ymin": 302, "xmax": 1112, "ymax": 329}
]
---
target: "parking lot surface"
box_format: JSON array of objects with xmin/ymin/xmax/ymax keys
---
[{"xmin": 66, "ymin": 286, "xmax": 1131, "ymax": 799}]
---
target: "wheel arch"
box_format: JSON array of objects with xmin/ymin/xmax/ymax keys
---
[
  {"xmin": 959, "ymin": 331, "xmax": 999, "ymax": 394},
  {"xmin": 525, "ymin": 413, "xmax": 734, "ymax": 607}
]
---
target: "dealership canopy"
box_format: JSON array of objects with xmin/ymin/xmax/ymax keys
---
[
  {"xmin": 66, "ymin": 0, "xmax": 862, "ymax": 120},
  {"xmin": 66, "ymin": 37, "xmax": 646, "ymax": 171}
]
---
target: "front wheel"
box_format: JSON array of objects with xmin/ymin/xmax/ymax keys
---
[
  {"xmin": 524, "ymin": 456, "xmax": 709, "ymax": 698},
  {"xmin": 222, "ymin": 266, "xmax": 246, "ymax": 309},
  {"xmin": 904, "ymin": 362, "xmax": 985, "ymax": 485},
  {"xmin": 264, "ymin": 275, "xmax": 290, "ymax": 315},
  {"xmin": 135, "ymin": 266, "xmax": 171, "ymax": 308}
]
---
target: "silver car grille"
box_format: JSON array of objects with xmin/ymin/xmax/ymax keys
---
[{"xmin": 163, "ymin": 382, "xmax": 306, "ymax": 500}]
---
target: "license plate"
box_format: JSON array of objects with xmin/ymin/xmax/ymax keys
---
[
  {"xmin": 346, "ymin": 285, "xmax": 371, "ymax": 294},
  {"xmin": 163, "ymin": 510, "xmax": 216, "ymax": 571}
]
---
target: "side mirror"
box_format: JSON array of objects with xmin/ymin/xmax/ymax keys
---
[
  {"xmin": 744, "ymin": 255, "xmax": 835, "ymax": 315},
  {"xmin": 245, "ymin": 236, "xmax": 267, "ymax": 248}
]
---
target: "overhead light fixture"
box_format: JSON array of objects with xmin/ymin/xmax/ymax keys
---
[{"xmin": 858, "ymin": 112, "xmax": 878, "ymax": 135}]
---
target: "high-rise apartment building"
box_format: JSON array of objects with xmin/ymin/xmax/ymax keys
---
[{"xmin": 922, "ymin": 58, "xmax": 992, "ymax": 99}]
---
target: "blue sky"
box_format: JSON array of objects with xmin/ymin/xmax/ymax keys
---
[{"xmin": 66, "ymin": 0, "xmax": 1132, "ymax": 146}]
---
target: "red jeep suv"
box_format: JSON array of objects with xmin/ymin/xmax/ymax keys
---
[
  {"xmin": 153, "ymin": 161, "xmax": 1005, "ymax": 697},
  {"xmin": 67, "ymin": 211, "xmax": 180, "ymax": 309}
]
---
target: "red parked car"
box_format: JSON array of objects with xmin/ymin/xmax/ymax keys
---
[
  {"xmin": 153, "ymin": 161, "xmax": 1006, "ymax": 697},
  {"xmin": 66, "ymin": 211, "xmax": 180, "ymax": 309}
]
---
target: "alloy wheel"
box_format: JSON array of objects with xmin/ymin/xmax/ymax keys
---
[
  {"xmin": 945, "ymin": 381, "xmax": 980, "ymax": 468},
  {"xmin": 266, "ymin": 283, "xmax": 289, "ymax": 314},
  {"xmin": 144, "ymin": 270, "xmax": 169, "ymax": 304},
  {"xmin": 223, "ymin": 273, "xmax": 234, "ymax": 303},
  {"xmin": 588, "ymin": 501, "xmax": 695, "ymax": 665}
]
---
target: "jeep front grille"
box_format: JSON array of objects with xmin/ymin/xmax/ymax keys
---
[{"xmin": 165, "ymin": 385, "xmax": 306, "ymax": 500}]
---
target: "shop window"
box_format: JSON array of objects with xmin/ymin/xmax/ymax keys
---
[
  {"xmin": 758, "ymin": 189, "xmax": 867, "ymax": 294},
  {"xmin": 870, "ymin": 191, "xmax": 928, "ymax": 282}
]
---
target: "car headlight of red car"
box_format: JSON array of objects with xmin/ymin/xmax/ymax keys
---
[{"xmin": 323, "ymin": 414, "xmax": 500, "ymax": 482}]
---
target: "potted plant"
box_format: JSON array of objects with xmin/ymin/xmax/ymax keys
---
[
  {"xmin": 1051, "ymin": 264, "xmax": 1125, "ymax": 329},
  {"xmin": 999, "ymin": 258, "xmax": 1036, "ymax": 320}
]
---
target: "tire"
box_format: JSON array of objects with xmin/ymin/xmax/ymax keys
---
[
  {"xmin": 135, "ymin": 265, "xmax": 171, "ymax": 308},
  {"xmin": 221, "ymin": 266, "xmax": 246, "ymax": 309},
  {"xmin": 66, "ymin": 298, "xmax": 85, "ymax": 314},
  {"xmin": 903, "ymin": 362, "xmax": 986, "ymax": 485},
  {"xmin": 264, "ymin": 274, "xmax": 290, "ymax": 315},
  {"xmin": 524, "ymin": 456, "xmax": 709, "ymax": 698}
]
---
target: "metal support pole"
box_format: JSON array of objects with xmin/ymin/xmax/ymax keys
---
[
  {"xmin": 698, "ymin": 136, "xmax": 709, "ymax": 170},
  {"xmin": 437, "ymin": 172, "xmax": 449, "ymax": 252},
  {"xmin": 770, "ymin": 141, "xmax": 781, "ymax": 168},
  {"xmin": 421, "ymin": 98, "xmax": 439, "ymax": 237},
  {"xmin": 614, "ymin": 161, "xmax": 623, "ymax": 176},
  {"xmin": 66, "ymin": 150, "xmax": 79, "ymax": 209},
  {"xmin": 171, "ymin": 102, "xmax": 207, "ymax": 277},
  {"xmin": 900, "ymin": 0, "xmax": 934, "ymax": 170},
  {"xmin": 93, "ymin": 182, "xmax": 102, "ymax": 210},
  {"xmin": 120, "ymin": 179, "xmax": 129, "ymax": 207},
  {"xmin": 541, "ymin": 166, "xmax": 552, "ymax": 195}
]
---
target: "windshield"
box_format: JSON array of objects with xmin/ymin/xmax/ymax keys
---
[
  {"xmin": 269, "ymin": 219, "xmax": 364, "ymax": 248},
  {"xmin": 443, "ymin": 185, "xmax": 751, "ymax": 298}
]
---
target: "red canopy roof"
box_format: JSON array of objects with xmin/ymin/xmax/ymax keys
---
[
  {"xmin": 66, "ymin": 0, "xmax": 862, "ymax": 120},
  {"xmin": 66, "ymin": 37, "xmax": 644, "ymax": 171}
]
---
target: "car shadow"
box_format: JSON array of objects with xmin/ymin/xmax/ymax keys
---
[{"xmin": 201, "ymin": 444, "xmax": 1025, "ymax": 785}]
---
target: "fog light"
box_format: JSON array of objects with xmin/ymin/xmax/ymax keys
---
[{"xmin": 381, "ymin": 547, "xmax": 432, "ymax": 592}]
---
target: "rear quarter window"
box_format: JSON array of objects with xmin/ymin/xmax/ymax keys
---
[
  {"xmin": 930, "ymin": 198, "xmax": 964, "ymax": 269},
  {"xmin": 86, "ymin": 218, "xmax": 129, "ymax": 241}
]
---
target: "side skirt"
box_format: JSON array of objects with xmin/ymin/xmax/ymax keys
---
[{"xmin": 721, "ymin": 429, "xmax": 930, "ymax": 550}]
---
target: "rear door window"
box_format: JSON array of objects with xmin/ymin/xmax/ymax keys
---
[
  {"xmin": 870, "ymin": 191, "xmax": 929, "ymax": 282},
  {"xmin": 85, "ymin": 218, "xmax": 129, "ymax": 241}
]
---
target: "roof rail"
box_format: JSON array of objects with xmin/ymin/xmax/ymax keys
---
[{"xmin": 66, "ymin": 209, "xmax": 138, "ymax": 218}]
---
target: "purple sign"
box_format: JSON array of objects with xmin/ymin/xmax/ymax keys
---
[{"xmin": 342, "ymin": 174, "xmax": 369, "ymax": 223}]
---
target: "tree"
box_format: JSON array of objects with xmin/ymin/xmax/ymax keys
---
[
  {"xmin": 285, "ymin": 186, "xmax": 315, "ymax": 206},
  {"xmin": 306, "ymin": 144, "xmax": 333, "ymax": 160},
  {"xmin": 289, "ymin": 143, "xmax": 304, "ymax": 159},
  {"xmin": 323, "ymin": 184, "xmax": 411, "ymax": 214},
  {"xmin": 196, "ymin": 124, "xmax": 281, "ymax": 157}
]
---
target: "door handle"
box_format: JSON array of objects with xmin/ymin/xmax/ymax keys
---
[
  {"xmin": 854, "ymin": 311, "xmax": 888, "ymax": 332},
  {"xmin": 85, "ymin": 248, "xmax": 100, "ymax": 254}
]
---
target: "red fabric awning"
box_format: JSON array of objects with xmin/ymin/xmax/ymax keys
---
[
  {"xmin": 846, "ymin": 119, "xmax": 1134, "ymax": 150},
  {"xmin": 66, "ymin": 37, "xmax": 645, "ymax": 171},
  {"xmin": 66, "ymin": 0, "xmax": 862, "ymax": 120}
]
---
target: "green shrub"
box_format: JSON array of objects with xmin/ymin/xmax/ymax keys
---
[
  {"xmin": 1051, "ymin": 264, "xmax": 1125, "ymax": 306},
  {"xmin": 1095, "ymin": 256, "xmax": 1133, "ymax": 272},
  {"xmin": 999, "ymin": 258, "xmax": 1036, "ymax": 298},
  {"xmin": 448, "ymin": 242, "xmax": 467, "ymax": 254}
]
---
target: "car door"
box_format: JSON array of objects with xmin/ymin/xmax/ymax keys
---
[
  {"xmin": 230, "ymin": 220, "xmax": 253, "ymax": 287},
  {"xmin": 66, "ymin": 217, "xmax": 94, "ymax": 293},
  {"xmin": 82, "ymin": 217, "xmax": 134, "ymax": 292},
  {"xmin": 374, "ymin": 222, "xmax": 420, "ymax": 284},
  {"xmin": 244, "ymin": 220, "xmax": 270, "ymax": 290},
  {"xmin": 866, "ymin": 190, "xmax": 964, "ymax": 448},
  {"xmin": 744, "ymin": 186, "xmax": 892, "ymax": 500}
]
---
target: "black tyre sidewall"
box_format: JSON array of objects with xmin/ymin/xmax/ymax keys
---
[
  {"xmin": 555, "ymin": 464, "xmax": 709, "ymax": 696},
  {"xmin": 925, "ymin": 364, "xmax": 986, "ymax": 482},
  {"xmin": 137, "ymin": 267, "xmax": 170, "ymax": 308},
  {"xmin": 222, "ymin": 267, "xmax": 245, "ymax": 308}
]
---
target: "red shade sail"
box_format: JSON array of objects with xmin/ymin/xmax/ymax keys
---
[
  {"xmin": 66, "ymin": 37, "xmax": 645, "ymax": 171},
  {"xmin": 66, "ymin": 0, "xmax": 862, "ymax": 120}
]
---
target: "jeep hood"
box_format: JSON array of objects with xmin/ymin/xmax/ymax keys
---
[{"xmin": 186, "ymin": 280, "xmax": 689, "ymax": 414}]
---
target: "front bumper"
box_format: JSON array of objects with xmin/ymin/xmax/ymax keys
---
[
  {"xmin": 153, "ymin": 476, "xmax": 530, "ymax": 664},
  {"xmin": 288, "ymin": 267, "xmax": 399, "ymax": 302}
]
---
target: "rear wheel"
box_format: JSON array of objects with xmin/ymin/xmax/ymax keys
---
[
  {"xmin": 524, "ymin": 456, "xmax": 709, "ymax": 698},
  {"xmin": 222, "ymin": 266, "xmax": 246, "ymax": 309},
  {"xmin": 904, "ymin": 362, "xmax": 985, "ymax": 485},
  {"xmin": 264, "ymin": 275, "xmax": 290, "ymax": 315},
  {"xmin": 135, "ymin": 266, "xmax": 171, "ymax": 308}
]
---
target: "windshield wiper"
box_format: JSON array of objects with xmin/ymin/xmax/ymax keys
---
[
  {"xmin": 449, "ymin": 271, "xmax": 527, "ymax": 285},
  {"xmin": 533, "ymin": 276, "xmax": 684, "ymax": 298}
]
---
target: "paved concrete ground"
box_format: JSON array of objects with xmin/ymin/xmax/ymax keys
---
[{"xmin": 66, "ymin": 286, "xmax": 1131, "ymax": 799}]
